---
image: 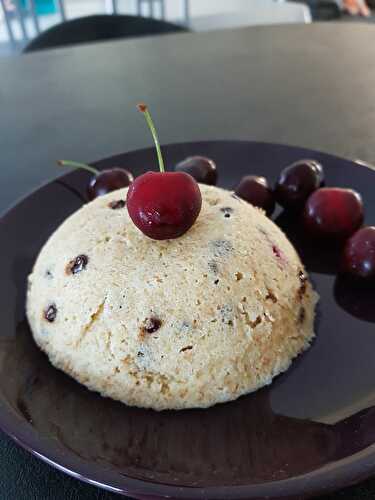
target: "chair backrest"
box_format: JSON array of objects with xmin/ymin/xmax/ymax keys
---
[
  {"xmin": 308, "ymin": 1, "xmax": 341, "ymax": 20},
  {"xmin": 23, "ymin": 14, "xmax": 187, "ymax": 53},
  {"xmin": 0, "ymin": 0, "xmax": 189, "ymax": 54}
]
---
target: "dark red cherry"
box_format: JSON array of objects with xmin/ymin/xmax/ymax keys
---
[
  {"xmin": 127, "ymin": 171, "xmax": 202, "ymax": 240},
  {"xmin": 234, "ymin": 175, "xmax": 275, "ymax": 216},
  {"xmin": 303, "ymin": 187, "xmax": 364, "ymax": 240},
  {"xmin": 175, "ymin": 156, "xmax": 217, "ymax": 185},
  {"xmin": 275, "ymin": 159, "xmax": 324, "ymax": 210},
  {"xmin": 87, "ymin": 168, "xmax": 133, "ymax": 200},
  {"xmin": 341, "ymin": 226, "xmax": 375, "ymax": 281},
  {"xmin": 129, "ymin": 103, "xmax": 202, "ymax": 239},
  {"xmin": 58, "ymin": 161, "xmax": 133, "ymax": 201}
]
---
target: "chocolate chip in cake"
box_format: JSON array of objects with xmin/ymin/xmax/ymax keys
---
[
  {"xmin": 45, "ymin": 270, "xmax": 53, "ymax": 279},
  {"xmin": 298, "ymin": 306, "xmax": 306, "ymax": 324},
  {"xmin": 220, "ymin": 207, "xmax": 234, "ymax": 218},
  {"xmin": 67, "ymin": 254, "xmax": 88, "ymax": 275},
  {"xmin": 298, "ymin": 270, "xmax": 307, "ymax": 299},
  {"xmin": 266, "ymin": 289, "xmax": 277, "ymax": 303},
  {"xmin": 180, "ymin": 345, "xmax": 193, "ymax": 353},
  {"xmin": 44, "ymin": 304, "xmax": 57, "ymax": 323},
  {"xmin": 142, "ymin": 317, "xmax": 162, "ymax": 334},
  {"xmin": 109, "ymin": 200, "xmax": 126, "ymax": 209},
  {"xmin": 250, "ymin": 315, "xmax": 262, "ymax": 328}
]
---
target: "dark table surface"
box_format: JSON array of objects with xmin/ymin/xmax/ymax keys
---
[{"xmin": 1, "ymin": 22, "xmax": 375, "ymax": 499}]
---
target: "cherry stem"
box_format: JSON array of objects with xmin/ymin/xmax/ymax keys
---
[
  {"xmin": 57, "ymin": 160, "xmax": 99, "ymax": 176},
  {"xmin": 137, "ymin": 103, "xmax": 165, "ymax": 173}
]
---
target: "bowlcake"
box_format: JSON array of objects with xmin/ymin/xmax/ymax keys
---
[{"xmin": 26, "ymin": 184, "xmax": 317, "ymax": 410}]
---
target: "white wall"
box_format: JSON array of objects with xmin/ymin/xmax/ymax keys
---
[
  {"xmin": 116, "ymin": 0, "xmax": 273, "ymax": 22},
  {"xmin": 163, "ymin": 0, "xmax": 282, "ymax": 21}
]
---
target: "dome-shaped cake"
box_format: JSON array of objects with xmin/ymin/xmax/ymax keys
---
[{"xmin": 26, "ymin": 185, "xmax": 317, "ymax": 410}]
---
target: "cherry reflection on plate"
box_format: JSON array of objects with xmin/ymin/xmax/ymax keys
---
[{"xmin": 334, "ymin": 276, "xmax": 375, "ymax": 323}]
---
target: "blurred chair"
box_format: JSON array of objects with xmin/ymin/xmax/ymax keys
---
[
  {"xmin": 291, "ymin": 0, "xmax": 341, "ymax": 20},
  {"xmin": 0, "ymin": 0, "xmax": 189, "ymax": 54},
  {"xmin": 190, "ymin": 0, "xmax": 312, "ymax": 31},
  {"xmin": 310, "ymin": 2, "xmax": 341, "ymax": 20},
  {"xmin": 23, "ymin": 14, "xmax": 187, "ymax": 52}
]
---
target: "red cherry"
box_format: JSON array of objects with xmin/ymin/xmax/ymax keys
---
[
  {"xmin": 341, "ymin": 226, "xmax": 375, "ymax": 281},
  {"xmin": 58, "ymin": 161, "xmax": 133, "ymax": 201},
  {"xmin": 303, "ymin": 187, "xmax": 364, "ymax": 240},
  {"xmin": 175, "ymin": 156, "xmax": 217, "ymax": 185},
  {"xmin": 129, "ymin": 103, "xmax": 202, "ymax": 240},
  {"xmin": 275, "ymin": 159, "xmax": 324, "ymax": 210},
  {"xmin": 234, "ymin": 175, "xmax": 275, "ymax": 216},
  {"xmin": 87, "ymin": 168, "xmax": 133, "ymax": 200},
  {"xmin": 127, "ymin": 171, "xmax": 202, "ymax": 240}
]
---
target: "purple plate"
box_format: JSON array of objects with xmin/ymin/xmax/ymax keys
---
[{"xmin": 1, "ymin": 141, "xmax": 375, "ymax": 500}]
